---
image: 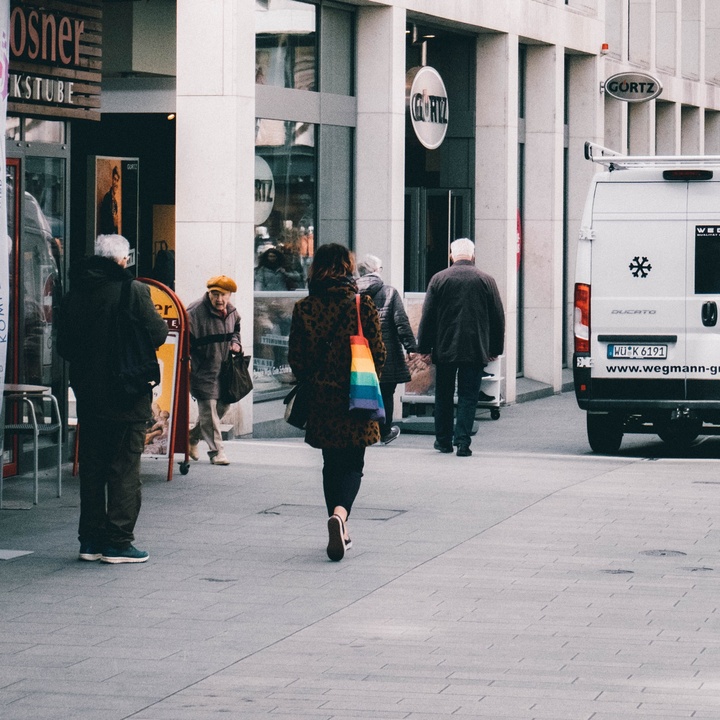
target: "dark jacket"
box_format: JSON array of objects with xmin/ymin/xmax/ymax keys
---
[
  {"xmin": 417, "ymin": 259, "xmax": 505, "ymax": 365},
  {"xmin": 57, "ymin": 256, "xmax": 169, "ymax": 422},
  {"xmin": 357, "ymin": 273, "xmax": 417, "ymax": 384},
  {"xmin": 187, "ymin": 294, "xmax": 241, "ymax": 400},
  {"xmin": 288, "ymin": 283, "xmax": 386, "ymax": 449}
]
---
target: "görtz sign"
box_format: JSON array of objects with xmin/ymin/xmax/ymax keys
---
[
  {"xmin": 406, "ymin": 66, "xmax": 448, "ymax": 150},
  {"xmin": 604, "ymin": 72, "xmax": 663, "ymax": 103},
  {"xmin": 8, "ymin": 0, "xmax": 102, "ymax": 121}
]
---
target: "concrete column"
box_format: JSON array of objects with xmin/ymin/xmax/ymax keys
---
[
  {"xmin": 681, "ymin": 105, "xmax": 702, "ymax": 154},
  {"xmin": 355, "ymin": 5, "xmax": 406, "ymax": 293},
  {"xmin": 656, "ymin": 101, "xmax": 680, "ymax": 154},
  {"xmin": 175, "ymin": 1, "xmax": 256, "ymax": 435},
  {"xmin": 522, "ymin": 44, "xmax": 565, "ymax": 390},
  {"xmin": 475, "ymin": 33, "xmax": 518, "ymax": 403},
  {"xmin": 629, "ymin": 101, "xmax": 656, "ymax": 154}
]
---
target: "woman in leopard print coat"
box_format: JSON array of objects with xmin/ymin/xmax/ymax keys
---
[{"xmin": 288, "ymin": 244, "xmax": 386, "ymax": 561}]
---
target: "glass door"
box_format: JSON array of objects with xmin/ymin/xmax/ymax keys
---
[{"xmin": 404, "ymin": 188, "xmax": 471, "ymax": 292}]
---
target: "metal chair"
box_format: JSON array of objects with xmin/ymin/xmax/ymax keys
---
[{"xmin": 1, "ymin": 388, "xmax": 62, "ymax": 508}]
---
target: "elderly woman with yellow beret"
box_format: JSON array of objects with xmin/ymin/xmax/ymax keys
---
[{"xmin": 187, "ymin": 275, "xmax": 242, "ymax": 465}]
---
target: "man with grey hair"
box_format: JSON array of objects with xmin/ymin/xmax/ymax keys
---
[
  {"xmin": 58, "ymin": 234, "xmax": 168, "ymax": 563},
  {"xmin": 417, "ymin": 238, "xmax": 505, "ymax": 456}
]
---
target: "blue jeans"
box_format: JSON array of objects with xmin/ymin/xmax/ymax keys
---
[{"xmin": 434, "ymin": 363, "xmax": 483, "ymax": 448}]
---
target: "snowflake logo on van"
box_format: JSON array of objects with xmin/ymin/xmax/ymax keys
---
[{"xmin": 629, "ymin": 256, "xmax": 652, "ymax": 278}]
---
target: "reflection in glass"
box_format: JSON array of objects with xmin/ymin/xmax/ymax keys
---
[
  {"xmin": 6, "ymin": 116, "xmax": 20, "ymax": 141},
  {"xmin": 255, "ymin": 118, "xmax": 316, "ymax": 290},
  {"xmin": 255, "ymin": 0, "xmax": 316, "ymax": 90},
  {"xmin": 24, "ymin": 119, "xmax": 65, "ymax": 144},
  {"xmin": 22, "ymin": 157, "xmax": 65, "ymax": 390},
  {"xmin": 253, "ymin": 295, "xmax": 298, "ymax": 396}
]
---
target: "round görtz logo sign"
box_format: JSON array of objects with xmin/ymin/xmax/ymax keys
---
[
  {"xmin": 406, "ymin": 66, "xmax": 448, "ymax": 150},
  {"xmin": 604, "ymin": 72, "xmax": 663, "ymax": 103}
]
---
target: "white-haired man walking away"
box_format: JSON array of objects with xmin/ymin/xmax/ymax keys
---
[{"xmin": 417, "ymin": 238, "xmax": 505, "ymax": 457}]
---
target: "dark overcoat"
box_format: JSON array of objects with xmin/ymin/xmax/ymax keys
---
[
  {"xmin": 57, "ymin": 256, "xmax": 169, "ymax": 422},
  {"xmin": 288, "ymin": 285, "xmax": 386, "ymax": 449},
  {"xmin": 357, "ymin": 273, "xmax": 417, "ymax": 384},
  {"xmin": 417, "ymin": 259, "xmax": 505, "ymax": 365}
]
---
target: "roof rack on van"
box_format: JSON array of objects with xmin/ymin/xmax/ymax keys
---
[{"xmin": 584, "ymin": 141, "xmax": 720, "ymax": 170}]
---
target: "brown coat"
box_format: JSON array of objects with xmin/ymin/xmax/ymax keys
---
[{"xmin": 289, "ymin": 285, "xmax": 386, "ymax": 449}]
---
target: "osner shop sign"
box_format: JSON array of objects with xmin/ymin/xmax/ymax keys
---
[
  {"xmin": 8, "ymin": 0, "xmax": 102, "ymax": 121},
  {"xmin": 406, "ymin": 66, "xmax": 448, "ymax": 150},
  {"xmin": 604, "ymin": 72, "xmax": 662, "ymax": 103}
]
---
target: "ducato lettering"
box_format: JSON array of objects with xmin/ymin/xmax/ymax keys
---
[{"xmin": 611, "ymin": 309, "xmax": 656, "ymax": 314}]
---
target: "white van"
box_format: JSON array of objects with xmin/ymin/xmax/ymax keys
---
[{"xmin": 574, "ymin": 142, "xmax": 720, "ymax": 452}]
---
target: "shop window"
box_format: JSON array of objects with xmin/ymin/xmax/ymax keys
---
[
  {"xmin": 5, "ymin": 117, "xmax": 66, "ymax": 143},
  {"xmin": 6, "ymin": 116, "xmax": 20, "ymax": 141},
  {"xmin": 24, "ymin": 120, "xmax": 65, "ymax": 144},
  {"xmin": 255, "ymin": 118, "xmax": 315, "ymax": 291},
  {"xmin": 20, "ymin": 157, "xmax": 65, "ymax": 389},
  {"xmin": 255, "ymin": 0, "xmax": 316, "ymax": 91}
]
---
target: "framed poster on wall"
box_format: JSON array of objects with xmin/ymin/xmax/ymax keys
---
[{"xmin": 87, "ymin": 156, "xmax": 140, "ymax": 272}]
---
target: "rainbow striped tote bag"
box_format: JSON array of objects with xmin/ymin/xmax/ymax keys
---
[{"xmin": 349, "ymin": 293, "xmax": 385, "ymax": 422}]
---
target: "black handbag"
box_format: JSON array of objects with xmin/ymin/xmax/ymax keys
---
[
  {"xmin": 283, "ymin": 381, "xmax": 311, "ymax": 429},
  {"xmin": 219, "ymin": 352, "xmax": 253, "ymax": 404}
]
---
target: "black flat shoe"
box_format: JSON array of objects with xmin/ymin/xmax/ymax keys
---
[{"xmin": 327, "ymin": 514, "xmax": 346, "ymax": 561}]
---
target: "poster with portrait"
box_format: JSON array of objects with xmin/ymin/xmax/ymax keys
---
[{"xmin": 88, "ymin": 156, "xmax": 140, "ymax": 271}]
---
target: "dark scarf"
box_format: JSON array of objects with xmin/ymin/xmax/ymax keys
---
[{"xmin": 308, "ymin": 273, "xmax": 357, "ymax": 297}]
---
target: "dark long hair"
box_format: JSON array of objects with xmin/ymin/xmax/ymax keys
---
[{"xmin": 307, "ymin": 243, "xmax": 355, "ymax": 284}]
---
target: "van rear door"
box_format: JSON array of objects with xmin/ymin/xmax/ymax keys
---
[
  {"xmin": 686, "ymin": 179, "xmax": 720, "ymax": 401},
  {"xmin": 590, "ymin": 179, "xmax": 686, "ymax": 399}
]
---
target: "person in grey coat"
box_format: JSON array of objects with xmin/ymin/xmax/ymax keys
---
[
  {"xmin": 187, "ymin": 275, "xmax": 242, "ymax": 465},
  {"xmin": 357, "ymin": 254, "xmax": 417, "ymax": 444},
  {"xmin": 417, "ymin": 238, "xmax": 505, "ymax": 457}
]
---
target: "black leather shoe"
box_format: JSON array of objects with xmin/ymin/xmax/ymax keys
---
[
  {"xmin": 456, "ymin": 445, "xmax": 472, "ymax": 457},
  {"xmin": 434, "ymin": 440, "xmax": 453, "ymax": 453}
]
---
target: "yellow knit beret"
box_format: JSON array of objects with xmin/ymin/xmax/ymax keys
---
[{"xmin": 206, "ymin": 275, "xmax": 237, "ymax": 293}]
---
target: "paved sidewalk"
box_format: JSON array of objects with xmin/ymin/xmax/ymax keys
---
[{"xmin": 2, "ymin": 392, "xmax": 720, "ymax": 719}]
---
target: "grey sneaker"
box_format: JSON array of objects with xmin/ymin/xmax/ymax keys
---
[{"xmin": 101, "ymin": 544, "xmax": 149, "ymax": 564}]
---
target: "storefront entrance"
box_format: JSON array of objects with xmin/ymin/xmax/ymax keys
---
[{"xmin": 404, "ymin": 187, "xmax": 471, "ymax": 292}]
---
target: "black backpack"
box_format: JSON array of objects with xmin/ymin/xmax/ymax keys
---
[{"xmin": 111, "ymin": 280, "xmax": 161, "ymax": 397}]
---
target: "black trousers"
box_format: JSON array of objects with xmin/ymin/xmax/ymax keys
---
[
  {"xmin": 321, "ymin": 447, "xmax": 365, "ymax": 517},
  {"xmin": 380, "ymin": 382, "xmax": 397, "ymax": 437},
  {"xmin": 77, "ymin": 417, "xmax": 146, "ymax": 549}
]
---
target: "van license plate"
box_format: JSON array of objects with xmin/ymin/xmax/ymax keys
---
[{"xmin": 607, "ymin": 344, "xmax": 667, "ymax": 359}]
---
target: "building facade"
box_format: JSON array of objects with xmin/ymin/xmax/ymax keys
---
[{"xmin": 6, "ymin": 0, "xmax": 720, "ymax": 464}]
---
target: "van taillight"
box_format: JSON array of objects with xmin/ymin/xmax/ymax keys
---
[
  {"xmin": 574, "ymin": 283, "xmax": 590, "ymax": 353},
  {"xmin": 663, "ymin": 169, "xmax": 713, "ymax": 181}
]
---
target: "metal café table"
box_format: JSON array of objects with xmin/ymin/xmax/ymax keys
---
[{"xmin": 1, "ymin": 384, "xmax": 62, "ymax": 508}]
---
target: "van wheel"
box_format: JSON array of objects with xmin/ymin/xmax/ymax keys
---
[
  {"xmin": 656, "ymin": 424, "xmax": 701, "ymax": 448},
  {"xmin": 587, "ymin": 413, "xmax": 623, "ymax": 454}
]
